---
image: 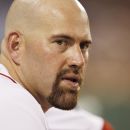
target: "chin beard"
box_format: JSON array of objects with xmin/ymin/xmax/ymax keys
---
[
  {"xmin": 47, "ymin": 86, "xmax": 78, "ymax": 110},
  {"xmin": 47, "ymin": 69, "xmax": 81, "ymax": 110}
]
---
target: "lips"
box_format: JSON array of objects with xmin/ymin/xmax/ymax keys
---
[
  {"xmin": 61, "ymin": 76, "xmax": 80, "ymax": 84},
  {"xmin": 61, "ymin": 74, "xmax": 81, "ymax": 90}
]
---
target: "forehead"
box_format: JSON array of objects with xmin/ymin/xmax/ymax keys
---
[
  {"xmin": 29, "ymin": 0, "xmax": 91, "ymax": 41},
  {"xmin": 40, "ymin": 12, "xmax": 90, "ymax": 39}
]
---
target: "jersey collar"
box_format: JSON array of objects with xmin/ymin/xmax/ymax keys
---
[{"xmin": 0, "ymin": 64, "xmax": 17, "ymax": 83}]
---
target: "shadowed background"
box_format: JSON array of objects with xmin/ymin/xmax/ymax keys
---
[{"xmin": 0, "ymin": 0, "xmax": 130, "ymax": 130}]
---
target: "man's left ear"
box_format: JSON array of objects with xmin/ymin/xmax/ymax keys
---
[{"xmin": 7, "ymin": 32, "xmax": 24, "ymax": 65}]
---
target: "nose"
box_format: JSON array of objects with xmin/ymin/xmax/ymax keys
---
[{"xmin": 67, "ymin": 45, "xmax": 86, "ymax": 69}]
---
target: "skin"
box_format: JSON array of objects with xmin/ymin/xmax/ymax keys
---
[{"xmin": 0, "ymin": 0, "xmax": 92, "ymax": 111}]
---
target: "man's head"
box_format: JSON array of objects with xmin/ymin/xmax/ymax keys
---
[{"xmin": 1, "ymin": 0, "xmax": 92, "ymax": 111}]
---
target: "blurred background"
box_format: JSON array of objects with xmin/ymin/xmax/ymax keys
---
[{"xmin": 0, "ymin": 0, "xmax": 130, "ymax": 130}]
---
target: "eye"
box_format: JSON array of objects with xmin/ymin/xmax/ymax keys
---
[
  {"xmin": 52, "ymin": 38, "xmax": 71, "ymax": 52},
  {"xmin": 80, "ymin": 42, "xmax": 90, "ymax": 52},
  {"xmin": 55, "ymin": 39, "xmax": 68, "ymax": 46}
]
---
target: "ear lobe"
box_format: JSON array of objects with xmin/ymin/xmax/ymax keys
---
[{"xmin": 7, "ymin": 32, "xmax": 23, "ymax": 65}]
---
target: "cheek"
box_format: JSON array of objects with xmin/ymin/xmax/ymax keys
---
[
  {"xmin": 41, "ymin": 55, "xmax": 64, "ymax": 79},
  {"xmin": 23, "ymin": 42, "xmax": 65, "ymax": 84}
]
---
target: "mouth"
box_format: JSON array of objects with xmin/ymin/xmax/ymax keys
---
[{"xmin": 61, "ymin": 75, "xmax": 81, "ymax": 91}]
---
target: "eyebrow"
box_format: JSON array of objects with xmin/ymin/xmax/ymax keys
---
[
  {"xmin": 49, "ymin": 34, "xmax": 74, "ymax": 41},
  {"xmin": 49, "ymin": 34, "xmax": 92, "ymax": 44}
]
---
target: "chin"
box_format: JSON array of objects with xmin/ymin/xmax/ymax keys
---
[{"xmin": 48, "ymin": 91, "xmax": 78, "ymax": 110}]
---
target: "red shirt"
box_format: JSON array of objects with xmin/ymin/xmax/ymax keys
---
[{"xmin": 103, "ymin": 121, "xmax": 114, "ymax": 130}]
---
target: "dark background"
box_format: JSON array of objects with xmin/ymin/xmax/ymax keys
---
[{"xmin": 0, "ymin": 0, "xmax": 130, "ymax": 130}]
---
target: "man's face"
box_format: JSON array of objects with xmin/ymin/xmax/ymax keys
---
[{"xmin": 20, "ymin": 3, "xmax": 92, "ymax": 110}]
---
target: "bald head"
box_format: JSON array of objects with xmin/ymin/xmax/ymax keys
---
[
  {"xmin": 1, "ymin": 0, "xmax": 92, "ymax": 111},
  {"xmin": 5, "ymin": 0, "xmax": 88, "ymax": 36}
]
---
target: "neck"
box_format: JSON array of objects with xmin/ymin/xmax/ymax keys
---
[
  {"xmin": 0, "ymin": 54, "xmax": 20, "ymax": 81},
  {"xmin": 34, "ymin": 93, "xmax": 52, "ymax": 112}
]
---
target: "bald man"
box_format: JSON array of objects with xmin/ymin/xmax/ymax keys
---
[
  {"xmin": 0, "ymin": 0, "xmax": 113, "ymax": 130},
  {"xmin": 0, "ymin": 0, "xmax": 91, "ymax": 129}
]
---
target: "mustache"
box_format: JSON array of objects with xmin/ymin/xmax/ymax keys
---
[{"xmin": 60, "ymin": 65, "xmax": 82, "ymax": 75}]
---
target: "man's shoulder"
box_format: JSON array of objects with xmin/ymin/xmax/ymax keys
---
[
  {"xmin": 46, "ymin": 107, "xmax": 104, "ymax": 130},
  {"xmin": 46, "ymin": 107, "xmax": 114, "ymax": 130},
  {"xmin": 0, "ymin": 64, "xmax": 40, "ymax": 111},
  {"xmin": 0, "ymin": 73, "xmax": 43, "ymax": 115},
  {"xmin": 0, "ymin": 67, "xmax": 47, "ymax": 130}
]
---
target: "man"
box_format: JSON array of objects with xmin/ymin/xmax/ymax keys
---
[
  {"xmin": 0, "ymin": 0, "xmax": 113, "ymax": 130},
  {"xmin": 0, "ymin": 0, "xmax": 91, "ymax": 129}
]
